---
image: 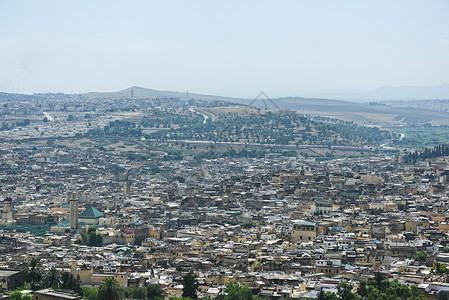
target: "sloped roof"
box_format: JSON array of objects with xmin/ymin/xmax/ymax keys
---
[{"xmin": 79, "ymin": 206, "xmax": 104, "ymax": 219}]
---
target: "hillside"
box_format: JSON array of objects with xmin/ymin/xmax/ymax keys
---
[
  {"xmin": 143, "ymin": 110, "xmax": 396, "ymax": 147},
  {"xmin": 2, "ymin": 86, "xmax": 449, "ymax": 126},
  {"xmin": 82, "ymin": 86, "xmax": 449, "ymax": 126},
  {"xmin": 84, "ymin": 86, "xmax": 244, "ymax": 103}
]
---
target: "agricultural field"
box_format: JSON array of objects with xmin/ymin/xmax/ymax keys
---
[{"xmin": 389, "ymin": 126, "xmax": 449, "ymax": 149}]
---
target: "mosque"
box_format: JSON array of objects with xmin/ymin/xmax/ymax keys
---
[{"xmin": 52, "ymin": 192, "xmax": 104, "ymax": 233}]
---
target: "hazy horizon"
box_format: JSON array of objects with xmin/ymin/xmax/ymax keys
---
[{"xmin": 1, "ymin": 0, "xmax": 448, "ymax": 97}]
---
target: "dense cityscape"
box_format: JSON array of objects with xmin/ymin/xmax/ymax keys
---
[
  {"xmin": 2, "ymin": 1, "xmax": 449, "ymax": 299},
  {"xmin": 0, "ymin": 92, "xmax": 448, "ymax": 300}
]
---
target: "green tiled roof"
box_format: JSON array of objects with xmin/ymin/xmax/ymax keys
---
[
  {"xmin": 53, "ymin": 219, "xmax": 70, "ymax": 227},
  {"xmin": 0, "ymin": 224, "xmax": 51, "ymax": 236},
  {"xmin": 79, "ymin": 206, "xmax": 104, "ymax": 219}
]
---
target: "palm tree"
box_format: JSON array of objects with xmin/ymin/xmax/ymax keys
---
[
  {"xmin": 44, "ymin": 267, "xmax": 62, "ymax": 289},
  {"xmin": 24, "ymin": 258, "xmax": 43, "ymax": 290},
  {"xmin": 98, "ymin": 277, "xmax": 122, "ymax": 300}
]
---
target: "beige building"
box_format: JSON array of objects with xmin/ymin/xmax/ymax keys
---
[
  {"xmin": 90, "ymin": 273, "xmax": 127, "ymax": 288},
  {"xmin": 291, "ymin": 221, "xmax": 317, "ymax": 242},
  {"xmin": 0, "ymin": 198, "xmax": 15, "ymax": 225}
]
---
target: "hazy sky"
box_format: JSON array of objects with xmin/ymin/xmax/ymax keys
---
[{"xmin": 1, "ymin": 0, "xmax": 448, "ymax": 97}]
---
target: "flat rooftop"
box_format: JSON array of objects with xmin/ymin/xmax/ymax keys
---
[{"xmin": 0, "ymin": 269, "xmax": 22, "ymax": 277}]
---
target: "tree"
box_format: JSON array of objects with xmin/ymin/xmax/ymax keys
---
[
  {"xmin": 317, "ymin": 289, "xmax": 326, "ymax": 300},
  {"xmin": 337, "ymin": 282, "xmax": 357, "ymax": 300},
  {"xmin": 60, "ymin": 271, "xmax": 83, "ymax": 295},
  {"xmin": 81, "ymin": 227, "xmax": 103, "ymax": 247},
  {"xmin": 147, "ymin": 284, "xmax": 165, "ymax": 300},
  {"xmin": 88, "ymin": 231, "xmax": 103, "ymax": 247},
  {"xmin": 224, "ymin": 281, "xmax": 252, "ymax": 300},
  {"xmin": 123, "ymin": 287, "xmax": 131, "ymax": 298},
  {"xmin": 98, "ymin": 277, "xmax": 122, "ymax": 300},
  {"xmin": 9, "ymin": 290, "xmax": 33, "ymax": 300},
  {"xmin": 432, "ymin": 262, "xmax": 448, "ymax": 275},
  {"xmin": 413, "ymin": 252, "xmax": 428, "ymax": 262},
  {"xmin": 24, "ymin": 258, "xmax": 43, "ymax": 290},
  {"xmin": 44, "ymin": 267, "xmax": 62, "ymax": 289},
  {"xmin": 61, "ymin": 271, "xmax": 72, "ymax": 290},
  {"xmin": 182, "ymin": 270, "xmax": 198, "ymax": 299},
  {"xmin": 356, "ymin": 281, "xmax": 368, "ymax": 298},
  {"xmin": 374, "ymin": 272, "xmax": 384, "ymax": 288},
  {"xmin": 131, "ymin": 287, "xmax": 147, "ymax": 299},
  {"xmin": 316, "ymin": 289, "xmax": 338, "ymax": 300},
  {"xmin": 74, "ymin": 274, "xmax": 83, "ymax": 295},
  {"xmin": 9, "ymin": 291, "xmax": 23, "ymax": 300},
  {"xmin": 83, "ymin": 286, "xmax": 99, "ymax": 300},
  {"xmin": 22, "ymin": 294, "xmax": 32, "ymax": 300},
  {"xmin": 355, "ymin": 273, "xmax": 425, "ymax": 300}
]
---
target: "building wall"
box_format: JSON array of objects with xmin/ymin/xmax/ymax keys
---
[
  {"xmin": 90, "ymin": 273, "xmax": 127, "ymax": 288},
  {"xmin": 78, "ymin": 218, "xmax": 99, "ymax": 225},
  {"xmin": 292, "ymin": 224, "xmax": 317, "ymax": 242},
  {"xmin": 71, "ymin": 269, "xmax": 93, "ymax": 285},
  {"xmin": 405, "ymin": 221, "xmax": 418, "ymax": 233},
  {"xmin": 0, "ymin": 270, "xmax": 24, "ymax": 291}
]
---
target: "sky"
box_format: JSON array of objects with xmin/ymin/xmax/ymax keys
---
[{"xmin": 0, "ymin": 0, "xmax": 448, "ymax": 97}]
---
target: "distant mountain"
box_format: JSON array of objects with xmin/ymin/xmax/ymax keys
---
[
  {"xmin": 365, "ymin": 83, "xmax": 449, "ymax": 100},
  {"xmin": 300, "ymin": 83, "xmax": 449, "ymax": 101},
  {"xmin": 95, "ymin": 84, "xmax": 449, "ymax": 102}
]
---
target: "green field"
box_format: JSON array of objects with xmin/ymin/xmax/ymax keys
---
[{"xmin": 389, "ymin": 126, "xmax": 449, "ymax": 149}]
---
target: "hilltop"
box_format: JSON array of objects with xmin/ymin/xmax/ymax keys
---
[
  {"xmin": 84, "ymin": 86, "xmax": 243, "ymax": 103},
  {"xmin": 2, "ymin": 85, "xmax": 449, "ymax": 126}
]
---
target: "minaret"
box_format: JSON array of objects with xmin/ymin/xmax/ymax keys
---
[
  {"xmin": 122, "ymin": 173, "xmax": 131, "ymax": 194},
  {"xmin": 0, "ymin": 197, "xmax": 14, "ymax": 225},
  {"xmin": 70, "ymin": 192, "xmax": 79, "ymax": 232},
  {"xmin": 123, "ymin": 181, "xmax": 130, "ymax": 194}
]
